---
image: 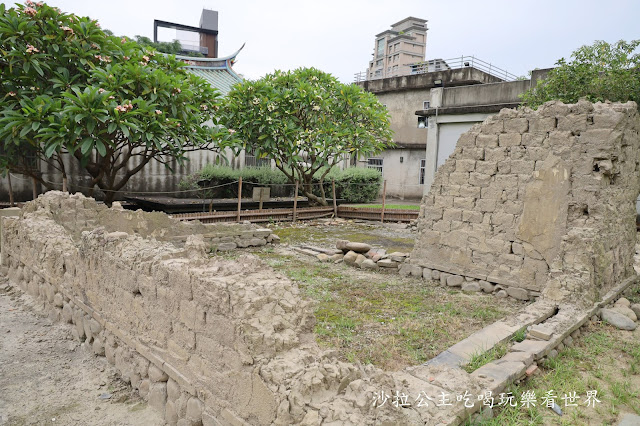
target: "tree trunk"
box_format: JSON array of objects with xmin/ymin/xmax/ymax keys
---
[
  {"xmin": 7, "ymin": 173, "xmax": 14, "ymax": 206},
  {"xmin": 62, "ymin": 175, "xmax": 68, "ymax": 192},
  {"xmin": 31, "ymin": 176, "xmax": 38, "ymax": 200}
]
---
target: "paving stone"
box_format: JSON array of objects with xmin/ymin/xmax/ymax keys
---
[
  {"xmin": 423, "ymin": 350, "xmax": 466, "ymax": 368},
  {"xmin": 316, "ymin": 253, "xmax": 329, "ymax": 262},
  {"xmin": 601, "ymin": 308, "xmax": 637, "ymax": 331},
  {"xmin": 501, "ymin": 351, "xmax": 534, "ymax": 366},
  {"xmin": 619, "ymin": 413, "xmax": 640, "ymax": 426},
  {"xmin": 510, "ymin": 339, "xmax": 551, "ymax": 359},
  {"xmin": 529, "ymin": 324, "xmax": 553, "ymax": 340},
  {"xmin": 471, "ymin": 361, "xmax": 527, "ymax": 392}
]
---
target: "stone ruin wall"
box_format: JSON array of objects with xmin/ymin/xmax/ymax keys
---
[
  {"xmin": 412, "ymin": 100, "xmax": 640, "ymax": 305},
  {"xmin": 2, "ymin": 192, "xmax": 484, "ymax": 426}
]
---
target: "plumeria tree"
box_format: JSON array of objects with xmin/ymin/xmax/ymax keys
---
[
  {"xmin": 223, "ymin": 68, "xmax": 393, "ymax": 205},
  {"xmin": 522, "ymin": 40, "xmax": 640, "ymax": 108},
  {"xmin": 0, "ymin": 1, "xmax": 230, "ymax": 204}
]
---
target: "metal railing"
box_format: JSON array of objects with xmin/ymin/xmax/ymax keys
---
[{"xmin": 356, "ymin": 55, "xmax": 518, "ymax": 83}]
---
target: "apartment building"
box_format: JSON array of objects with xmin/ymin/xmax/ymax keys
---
[{"xmin": 367, "ymin": 17, "xmax": 428, "ymax": 80}]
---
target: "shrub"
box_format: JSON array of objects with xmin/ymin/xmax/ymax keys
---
[
  {"xmin": 331, "ymin": 167, "xmax": 382, "ymax": 203},
  {"xmin": 181, "ymin": 166, "xmax": 382, "ymax": 203}
]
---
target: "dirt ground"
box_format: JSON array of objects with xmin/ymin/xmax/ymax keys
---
[{"xmin": 0, "ymin": 274, "xmax": 162, "ymax": 426}]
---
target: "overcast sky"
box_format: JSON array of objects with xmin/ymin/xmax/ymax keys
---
[{"xmin": 44, "ymin": 0, "xmax": 639, "ymax": 83}]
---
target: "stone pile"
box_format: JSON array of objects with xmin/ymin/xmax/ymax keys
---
[{"xmin": 599, "ymin": 297, "xmax": 640, "ymax": 331}]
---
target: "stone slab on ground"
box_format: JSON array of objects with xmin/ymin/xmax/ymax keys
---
[
  {"xmin": 471, "ymin": 360, "xmax": 528, "ymax": 393},
  {"xmin": 618, "ymin": 413, "xmax": 640, "ymax": 426}
]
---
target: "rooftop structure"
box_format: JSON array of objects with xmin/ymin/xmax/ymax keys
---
[
  {"xmin": 177, "ymin": 44, "xmax": 245, "ymax": 95},
  {"xmin": 154, "ymin": 9, "xmax": 219, "ymax": 58}
]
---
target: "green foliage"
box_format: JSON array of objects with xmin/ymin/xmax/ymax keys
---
[
  {"xmin": 0, "ymin": 2, "xmax": 230, "ymax": 203},
  {"xmin": 222, "ymin": 67, "xmax": 393, "ymax": 205},
  {"xmin": 183, "ymin": 165, "xmax": 382, "ymax": 202},
  {"xmin": 323, "ymin": 167, "xmax": 382, "ymax": 203},
  {"xmin": 522, "ymin": 40, "xmax": 640, "ymax": 108}
]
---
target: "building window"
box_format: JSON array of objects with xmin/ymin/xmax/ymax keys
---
[
  {"xmin": 423, "ymin": 101, "xmax": 430, "ymax": 110},
  {"xmin": 418, "ymin": 116, "xmax": 428, "ymax": 128},
  {"xmin": 367, "ymin": 158, "xmax": 383, "ymax": 175},
  {"xmin": 419, "ymin": 159, "xmax": 426, "ymax": 184},
  {"xmin": 376, "ymin": 39, "xmax": 385, "ymax": 57}
]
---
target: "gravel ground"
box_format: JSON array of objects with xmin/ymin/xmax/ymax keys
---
[{"xmin": 0, "ymin": 274, "xmax": 162, "ymax": 426}]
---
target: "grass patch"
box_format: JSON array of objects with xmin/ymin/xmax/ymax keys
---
[
  {"xmin": 483, "ymin": 319, "xmax": 640, "ymax": 425},
  {"xmin": 272, "ymin": 222, "xmax": 415, "ymax": 253},
  {"xmin": 254, "ymin": 249, "xmax": 521, "ymax": 370},
  {"xmin": 463, "ymin": 343, "xmax": 509, "ymax": 373}
]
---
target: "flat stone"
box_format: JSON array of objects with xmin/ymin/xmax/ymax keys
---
[
  {"xmin": 344, "ymin": 242, "xmax": 372, "ymax": 253},
  {"xmin": 619, "ymin": 413, "xmax": 640, "ymax": 426},
  {"xmin": 335, "ymin": 240, "xmax": 349, "ymax": 251},
  {"xmin": 502, "ymin": 351, "xmax": 534, "ymax": 366},
  {"xmin": 511, "ymin": 339, "xmax": 550, "ymax": 359},
  {"xmin": 461, "ymin": 281, "xmax": 481, "ymax": 292},
  {"xmin": 471, "ymin": 361, "xmax": 527, "ymax": 392},
  {"xmin": 446, "ymin": 275, "xmax": 464, "ymax": 287},
  {"xmin": 600, "ymin": 308, "xmax": 637, "ymax": 331},
  {"xmin": 529, "ymin": 324, "xmax": 553, "ymax": 341},
  {"xmin": 361, "ymin": 259, "xmax": 378, "ymax": 269},
  {"xmin": 525, "ymin": 364, "xmax": 539, "ymax": 376},
  {"xmin": 423, "ymin": 350, "xmax": 466, "ymax": 368},
  {"xmin": 377, "ymin": 259, "xmax": 398, "ymax": 268},
  {"xmin": 506, "ymin": 287, "xmax": 529, "ymax": 300},
  {"xmin": 316, "ymin": 253, "xmax": 330, "ymax": 262},
  {"xmin": 612, "ymin": 306, "xmax": 638, "ymax": 321}
]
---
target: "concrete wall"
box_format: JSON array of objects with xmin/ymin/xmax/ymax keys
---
[
  {"xmin": 364, "ymin": 148, "xmax": 426, "ymax": 199},
  {"xmin": 441, "ymin": 80, "xmax": 531, "ymax": 108},
  {"xmin": 0, "ymin": 148, "xmax": 240, "ymax": 203},
  {"xmin": 413, "ymin": 100, "xmax": 640, "ymax": 304},
  {"xmin": 376, "ymin": 90, "xmax": 429, "ymax": 145},
  {"xmin": 360, "ymin": 67, "xmax": 503, "ymax": 94}
]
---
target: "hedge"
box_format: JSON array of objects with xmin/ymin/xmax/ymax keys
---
[{"xmin": 179, "ymin": 166, "xmax": 382, "ymax": 203}]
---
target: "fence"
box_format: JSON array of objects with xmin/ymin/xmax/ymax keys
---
[{"xmin": 355, "ymin": 55, "xmax": 519, "ymax": 83}]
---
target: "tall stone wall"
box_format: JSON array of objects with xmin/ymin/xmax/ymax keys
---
[
  {"xmin": 2, "ymin": 192, "xmax": 455, "ymax": 425},
  {"xmin": 413, "ymin": 100, "xmax": 640, "ymax": 304}
]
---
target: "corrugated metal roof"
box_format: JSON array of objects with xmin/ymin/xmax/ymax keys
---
[{"xmin": 185, "ymin": 67, "xmax": 242, "ymax": 96}]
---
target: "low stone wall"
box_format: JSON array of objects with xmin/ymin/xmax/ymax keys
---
[
  {"xmin": 413, "ymin": 100, "xmax": 640, "ymax": 305},
  {"xmin": 3, "ymin": 192, "xmax": 482, "ymax": 425}
]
